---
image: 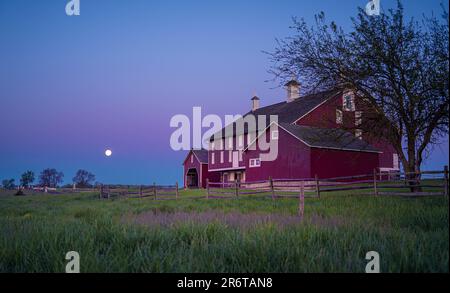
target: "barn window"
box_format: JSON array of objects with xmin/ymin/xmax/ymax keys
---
[
  {"xmin": 336, "ymin": 109, "xmax": 343, "ymax": 124},
  {"xmin": 343, "ymin": 92, "xmax": 355, "ymax": 111},
  {"xmin": 220, "ymin": 151, "xmax": 224, "ymax": 163},
  {"xmin": 355, "ymin": 111, "xmax": 362, "ymax": 126},
  {"xmin": 238, "ymin": 135, "xmax": 244, "ymax": 148},
  {"xmin": 249, "ymin": 158, "xmax": 261, "ymax": 168},
  {"xmin": 393, "ymin": 153, "xmax": 399, "ymax": 169},
  {"xmin": 271, "ymin": 130, "xmax": 279, "ymax": 140},
  {"xmin": 190, "ymin": 154, "xmax": 194, "ymax": 163},
  {"xmin": 355, "ymin": 129, "xmax": 363, "ymax": 140},
  {"xmin": 228, "ymin": 150, "xmax": 232, "ymax": 163},
  {"xmin": 211, "ymin": 153, "xmax": 215, "ymax": 164}
]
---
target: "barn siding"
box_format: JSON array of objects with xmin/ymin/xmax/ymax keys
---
[
  {"xmin": 310, "ymin": 148, "xmax": 379, "ymax": 179},
  {"xmin": 244, "ymin": 128, "xmax": 311, "ymax": 181},
  {"xmin": 371, "ymin": 140, "xmax": 397, "ymax": 168}
]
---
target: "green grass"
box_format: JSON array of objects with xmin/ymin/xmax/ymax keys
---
[{"xmin": 0, "ymin": 188, "xmax": 448, "ymax": 273}]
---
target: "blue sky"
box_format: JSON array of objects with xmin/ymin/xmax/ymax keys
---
[{"xmin": 0, "ymin": 0, "xmax": 448, "ymax": 185}]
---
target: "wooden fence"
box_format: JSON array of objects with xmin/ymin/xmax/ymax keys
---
[
  {"xmin": 99, "ymin": 183, "xmax": 179, "ymax": 200},
  {"xmin": 206, "ymin": 166, "xmax": 449, "ymax": 199}
]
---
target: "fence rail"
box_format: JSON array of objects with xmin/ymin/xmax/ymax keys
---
[
  {"xmin": 99, "ymin": 182, "xmax": 179, "ymax": 200},
  {"xmin": 206, "ymin": 166, "xmax": 449, "ymax": 199}
]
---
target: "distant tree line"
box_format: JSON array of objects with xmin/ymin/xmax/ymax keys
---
[{"xmin": 1, "ymin": 169, "xmax": 96, "ymax": 189}]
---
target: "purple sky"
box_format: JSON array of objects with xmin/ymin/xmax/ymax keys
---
[{"xmin": 0, "ymin": 0, "xmax": 448, "ymax": 185}]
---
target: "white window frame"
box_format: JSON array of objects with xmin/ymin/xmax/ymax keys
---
[
  {"xmin": 271, "ymin": 130, "xmax": 279, "ymax": 140},
  {"xmin": 211, "ymin": 141, "xmax": 215, "ymax": 151},
  {"xmin": 228, "ymin": 150, "xmax": 232, "ymax": 163},
  {"xmin": 249, "ymin": 158, "xmax": 261, "ymax": 168},
  {"xmin": 220, "ymin": 151, "xmax": 224, "ymax": 163},
  {"xmin": 355, "ymin": 111, "xmax": 362, "ymax": 126},
  {"xmin": 336, "ymin": 109, "xmax": 343, "ymax": 124},
  {"xmin": 393, "ymin": 153, "xmax": 399, "ymax": 170},
  {"xmin": 343, "ymin": 92, "xmax": 355, "ymax": 112},
  {"xmin": 228, "ymin": 137, "xmax": 233, "ymax": 150},
  {"xmin": 247, "ymin": 133, "xmax": 253, "ymax": 145},
  {"xmin": 238, "ymin": 135, "xmax": 244, "ymax": 148},
  {"xmin": 355, "ymin": 129, "xmax": 363, "ymax": 140},
  {"xmin": 211, "ymin": 153, "xmax": 215, "ymax": 164}
]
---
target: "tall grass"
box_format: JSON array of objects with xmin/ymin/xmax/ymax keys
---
[{"xmin": 0, "ymin": 189, "xmax": 448, "ymax": 272}]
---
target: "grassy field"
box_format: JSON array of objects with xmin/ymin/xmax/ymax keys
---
[{"xmin": 0, "ymin": 187, "xmax": 448, "ymax": 273}]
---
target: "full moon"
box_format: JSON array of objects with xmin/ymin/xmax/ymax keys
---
[{"xmin": 105, "ymin": 149, "xmax": 112, "ymax": 157}]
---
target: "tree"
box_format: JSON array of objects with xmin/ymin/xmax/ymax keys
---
[
  {"xmin": 72, "ymin": 169, "xmax": 95, "ymax": 188},
  {"xmin": 2, "ymin": 179, "xmax": 16, "ymax": 190},
  {"xmin": 268, "ymin": 1, "xmax": 449, "ymax": 188},
  {"xmin": 39, "ymin": 168, "xmax": 64, "ymax": 188},
  {"xmin": 20, "ymin": 171, "xmax": 35, "ymax": 188}
]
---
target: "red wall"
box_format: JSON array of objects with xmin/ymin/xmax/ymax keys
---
[
  {"xmin": 296, "ymin": 93, "xmax": 356, "ymax": 129},
  {"xmin": 202, "ymin": 164, "xmax": 220, "ymax": 188},
  {"xmin": 298, "ymin": 92, "xmax": 397, "ymax": 172},
  {"xmin": 310, "ymin": 148, "xmax": 379, "ymax": 179},
  {"xmin": 244, "ymin": 128, "xmax": 311, "ymax": 181},
  {"xmin": 365, "ymin": 136, "xmax": 397, "ymax": 169}
]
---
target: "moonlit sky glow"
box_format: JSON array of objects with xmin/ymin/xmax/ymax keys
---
[{"xmin": 0, "ymin": 0, "xmax": 448, "ymax": 185}]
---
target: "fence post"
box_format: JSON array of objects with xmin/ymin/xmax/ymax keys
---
[
  {"xmin": 299, "ymin": 181, "xmax": 305, "ymax": 219},
  {"xmin": 269, "ymin": 177, "xmax": 275, "ymax": 200},
  {"xmin": 139, "ymin": 185, "xmax": 143, "ymax": 198},
  {"xmin": 99, "ymin": 184, "xmax": 103, "ymax": 199},
  {"xmin": 315, "ymin": 174, "xmax": 320, "ymax": 199},
  {"xmin": 444, "ymin": 165, "xmax": 449, "ymax": 197},
  {"xmin": 373, "ymin": 169, "xmax": 378, "ymax": 196},
  {"xmin": 206, "ymin": 178, "xmax": 209, "ymax": 199},
  {"xmin": 153, "ymin": 182, "xmax": 156, "ymax": 200},
  {"xmin": 176, "ymin": 182, "xmax": 179, "ymax": 200},
  {"xmin": 235, "ymin": 179, "xmax": 239, "ymax": 198}
]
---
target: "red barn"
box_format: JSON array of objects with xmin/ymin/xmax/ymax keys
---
[
  {"xmin": 183, "ymin": 80, "xmax": 399, "ymax": 187},
  {"xmin": 183, "ymin": 149, "xmax": 219, "ymax": 188}
]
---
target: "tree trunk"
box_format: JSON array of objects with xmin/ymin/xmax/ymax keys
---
[{"xmin": 406, "ymin": 138, "xmax": 422, "ymax": 192}]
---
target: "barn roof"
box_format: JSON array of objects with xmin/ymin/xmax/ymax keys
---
[
  {"xmin": 183, "ymin": 149, "xmax": 209, "ymax": 165},
  {"xmin": 192, "ymin": 149, "xmax": 209, "ymax": 163},
  {"xmin": 278, "ymin": 123, "xmax": 380, "ymax": 153},
  {"xmin": 210, "ymin": 89, "xmax": 342, "ymax": 141}
]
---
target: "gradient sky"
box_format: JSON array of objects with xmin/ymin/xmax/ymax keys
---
[{"xmin": 0, "ymin": 0, "xmax": 448, "ymax": 185}]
